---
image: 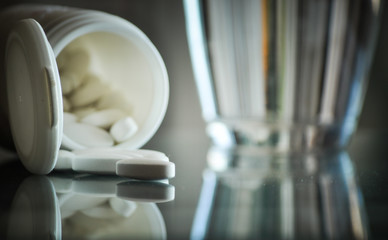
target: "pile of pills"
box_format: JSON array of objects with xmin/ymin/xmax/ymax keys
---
[
  {"xmin": 57, "ymin": 47, "xmax": 138, "ymax": 148},
  {"xmin": 55, "ymin": 148, "xmax": 175, "ymax": 180}
]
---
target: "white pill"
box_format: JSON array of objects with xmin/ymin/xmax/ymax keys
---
[
  {"xmin": 116, "ymin": 159, "xmax": 175, "ymax": 180},
  {"xmin": 69, "ymin": 74, "xmax": 107, "ymax": 108},
  {"xmin": 64, "ymin": 122, "xmax": 114, "ymax": 148},
  {"xmin": 62, "ymin": 97, "xmax": 71, "ymax": 112},
  {"xmin": 63, "ymin": 112, "xmax": 77, "ymax": 124},
  {"xmin": 136, "ymin": 149, "xmax": 169, "ymax": 162},
  {"xmin": 80, "ymin": 109, "xmax": 127, "ymax": 129},
  {"xmin": 73, "ymin": 148, "xmax": 168, "ymax": 162},
  {"xmin": 73, "ymin": 148, "xmax": 144, "ymax": 159},
  {"xmin": 72, "ymin": 106, "xmax": 97, "ymax": 119},
  {"xmin": 64, "ymin": 48, "xmax": 90, "ymax": 76},
  {"xmin": 109, "ymin": 198, "xmax": 137, "ymax": 218},
  {"xmin": 71, "ymin": 155, "xmax": 120, "ymax": 174},
  {"xmin": 60, "ymin": 72, "xmax": 83, "ymax": 95},
  {"xmin": 110, "ymin": 117, "xmax": 138, "ymax": 143},
  {"xmin": 55, "ymin": 149, "xmax": 75, "ymax": 170},
  {"xmin": 96, "ymin": 90, "xmax": 133, "ymax": 114}
]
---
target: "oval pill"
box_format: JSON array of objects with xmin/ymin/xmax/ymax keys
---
[
  {"xmin": 72, "ymin": 106, "xmax": 97, "ymax": 119},
  {"xmin": 81, "ymin": 108, "xmax": 127, "ymax": 129},
  {"xmin": 64, "ymin": 122, "xmax": 114, "ymax": 148},
  {"xmin": 116, "ymin": 159, "xmax": 175, "ymax": 180}
]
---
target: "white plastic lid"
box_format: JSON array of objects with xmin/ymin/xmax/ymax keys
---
[{"xmin": 5, "ymin": 19, "xmax": 63, "ymax": 174}]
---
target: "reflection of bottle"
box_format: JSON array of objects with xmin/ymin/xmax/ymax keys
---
[
  {"xmin": 191, "ymin": 149, "xmax": 368, "ymax": 240},
  {"xmin": 5, "ymin": 174, "xmax": 174, "ymax": 240}
]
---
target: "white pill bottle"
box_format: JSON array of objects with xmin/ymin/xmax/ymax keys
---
[{"xmin": 0, "ymin": 5, "xmax": 169, "ymax": 174}]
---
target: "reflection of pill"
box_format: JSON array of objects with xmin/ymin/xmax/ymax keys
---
[
  {"xmin": 109, "ymin": 198, "xmax": 137, "ymax": 217},
  {"xmin": 116, "ymin": 181, "xmax": 175, "ymax": 203},
  {"xmin": 69, "ymin": 74, "xmax": 107, "ymax": 108},
  {"xmin": 110, "ymin": 117, "xmax": 138, "ymax": 143},
  {"xmin": 116, "ymin": 159, "xmax": 175, "ymax": 180},
  {"xmin": 64, "ymin": 122, "xmax": 114, "ymax": 148},
  {"xmin": 81, "ymin": 109, "xmax": 126, "ymax": 129},
  {"xmin": 81, "ymin": 203, "xmax": 119, "ymax": 219}
]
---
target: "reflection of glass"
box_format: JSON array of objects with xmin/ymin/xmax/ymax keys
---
[
  {"xmin": 184, "ymin": 0, "xmax": 382, "ymax": 152},
  {"xmin": 191, "ymin": 149, "xmax": 368, "ymax": 240},
  {"xmin": 6, "ymin": 174, "xmax": 174, "ymax": 240}
]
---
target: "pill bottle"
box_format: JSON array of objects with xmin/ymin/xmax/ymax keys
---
[{"xmin": 0, "ymin": 5, "xmax": 169, "ymax": 174}]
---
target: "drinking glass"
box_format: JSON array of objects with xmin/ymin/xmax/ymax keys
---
[{"xmin": 184, "ymin": 0, "xmax": 382, "ymax": 152}]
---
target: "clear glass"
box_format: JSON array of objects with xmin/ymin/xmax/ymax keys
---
[{"xmin": 184, "ymin": 0, "xmax": 382, "ymax": 152}]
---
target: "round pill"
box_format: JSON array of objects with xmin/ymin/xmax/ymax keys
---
[
  {"xmin": 64, "ymin": 122, "xmax": 114, "ymax": 148},
  {"xmin": 110, "ymin": 117, "xmax": 138, "ymax": 143},
  {"xmin": 116, "ymin": 159, "xmax": 175, "ymax": 180},
  {"xmin": 81, "ymin": 108, "xmax": 127, "ymax": 129}
]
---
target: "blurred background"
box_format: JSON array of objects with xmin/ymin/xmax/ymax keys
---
[
  {"xmin": 0, "ymin": 0, "xmax": 385, "ymax": 140},
  {"xmin": 0, "ymin": 0, "xmax": 387, "ymax": 145}
]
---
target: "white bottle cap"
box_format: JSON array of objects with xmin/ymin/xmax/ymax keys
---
[{"xmin": 5, "ymin": 19, "xmax": 63, "ymax": 174}]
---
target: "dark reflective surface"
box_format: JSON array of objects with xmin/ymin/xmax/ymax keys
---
[
  {"xmin": 1, "ymin": 130, "xmax": 388, "ymax": 240},
  {"xmin": 0, "ymin": 160, "xmax": 174, "ymax": 240}
]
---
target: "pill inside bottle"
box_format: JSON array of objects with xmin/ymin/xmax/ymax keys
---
[{"xmin": 56, "ymin": 31, "xmax": 168, "ymax": 150}]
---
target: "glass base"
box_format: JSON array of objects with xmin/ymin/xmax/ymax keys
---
[{"xmin": 206, "ymin": 119, "xmax": 357, "ymax": 154}]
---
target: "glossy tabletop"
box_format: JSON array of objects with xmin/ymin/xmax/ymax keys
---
[{"xmin": 0, "ymin": 127, "xmax": 388, "ymax": 240}]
